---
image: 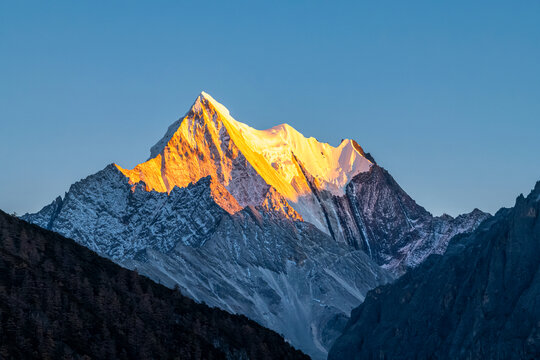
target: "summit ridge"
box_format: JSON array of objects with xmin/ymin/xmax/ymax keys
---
[{"xmin": 117, "ymin": 92, "xmax": 372, "ymax": 233}]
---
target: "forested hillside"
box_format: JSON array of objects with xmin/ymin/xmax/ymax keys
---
[{"xmin": 0, "ymin": 211, "xmax": 308, "ymax": 360}]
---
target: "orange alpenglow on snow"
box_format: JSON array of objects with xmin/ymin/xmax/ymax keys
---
[{"xmin": 115, "ymin": 91, "xmax": 372, "ymax": 219}]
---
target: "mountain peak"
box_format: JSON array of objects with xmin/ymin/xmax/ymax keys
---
[
  {"xmin": 117, "ymin": 92, "xmax": 373, "ymax": 231},
  {"xmin": 198, "ymin": 90, "xmax": 216, "ymax": 102},
  {"xmin": 192, "ymin": 91, "xmax": 232, "ymax": 119},
  {"xmin": 147, "ymin": 92, "xmax": 230, "ymax": 160}
]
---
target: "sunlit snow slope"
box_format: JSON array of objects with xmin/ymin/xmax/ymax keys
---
[{"xmin": 116, "ymin": 92, "xmax": 372, "ymax": 231}]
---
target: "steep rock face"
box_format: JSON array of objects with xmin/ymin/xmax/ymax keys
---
[
  {"xmin": 117, "ymin": 92, "xmax": 373, "ymax": 234},
  {"xmin": 24, "ymin": 165, "xmax": 392, "ymax": 360},
  {"xmin": 290, "ymin": 161, "xmax": 490, "ymax": 274},
  {"xmin": 0, "ymin": 211, "xmax": 309, "ymax": 360},
  {"xmin": 329, "ymin": 182, "xmax": 540, "ymax": 360},
  {"xmin": 338, "ymin": 165, "xmax": 490, "ymax": 273},
  {"xmin": 118, "ymin": 94, "xmax": 274, "ymax": 210},
  {"xmin": 25, "ymin": 165, "xmax": 232, "ymax": 258}
]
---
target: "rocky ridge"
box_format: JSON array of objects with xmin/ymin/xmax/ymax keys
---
[
  {"xmin": 24, "ymin": 164, "xmax": 392, "ymax": 359},
  {"xmin": 329, "ymin": 182, "xmax": 540, "ymax": 359}
]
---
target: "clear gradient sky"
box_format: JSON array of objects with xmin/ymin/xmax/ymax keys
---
[{"xmin": 1, "ymin": 1, "xmax": 539, "ymax": 216}]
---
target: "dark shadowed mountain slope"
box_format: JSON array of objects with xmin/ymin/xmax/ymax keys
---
[
  {"xmin": 329, "ymin": 182, "xmax": 540, "ymax": 360},
  {"xmin": 337, "ymin": 165, "xmax": 490, "ymax": 273},
  {"xmin": 0, "ymin": 211, "xmax": 308, "ymax": 360}
]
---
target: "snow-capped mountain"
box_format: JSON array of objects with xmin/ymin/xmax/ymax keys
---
[
  {"xmin": 114, "ymin": 92, "xmax": 488, "ymax": 271},
  {"xmin": 23, "ymin": 92, "xmax": 488, "ymax": 358},
  {"xmin": 116, "ymin": 92, "xmax": 372, "ymax": 232}
]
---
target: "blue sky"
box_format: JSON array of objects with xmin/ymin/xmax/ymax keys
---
[{"xmin": 1, "ymin": 0, "xmax": 539, "ymax": 216}]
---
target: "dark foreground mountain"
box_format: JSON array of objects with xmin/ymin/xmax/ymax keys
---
[
  {"xmin": 0, "ymin": 211, "xmax": 308, "ymax": 360},
  {"xmin": 329, "ymin": 182, "xmax": 540, "ymax": 360}
]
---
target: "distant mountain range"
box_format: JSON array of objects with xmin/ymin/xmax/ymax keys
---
[
  {"xmin": 329, "ymin": 182, "xmax": 540, "ymax": 359},
  {"xmin": 23, "ymin": 92, "xmax": 489, "ymax": 358}
]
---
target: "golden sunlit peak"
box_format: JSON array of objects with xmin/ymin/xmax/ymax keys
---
[
  {"xmin": 193, "ymin": 91, "xmax": 233, "ymax": 118},
  {"xmin": 199, "ymin": 90, "xmax": 212, "ymax": 99},
  {"xmin": 195, "ymin": 91, "xmax": 213, "ymax": 105},
  {"xmin": 116, "ymin": 91, "xmax": 374, "ymax": 230}
]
